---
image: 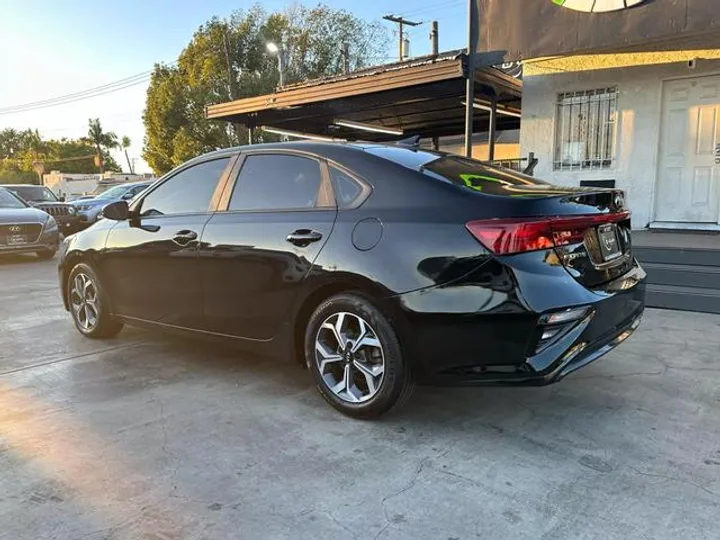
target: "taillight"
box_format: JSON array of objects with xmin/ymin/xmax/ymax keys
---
[{"xmin": 466, "ymin": 212, "xmax": 630, "ymax": 255}]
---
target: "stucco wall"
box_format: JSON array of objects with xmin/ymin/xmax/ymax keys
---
[{"xmin": 519, "ymin": 59, "xmax": 720, "ymax": 228}]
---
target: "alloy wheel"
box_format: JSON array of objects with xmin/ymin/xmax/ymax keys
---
[
  {"xmin": 315, "ymin": 312, "xmax": 385, "ymax": 403},
  {"xmin": 70, "ymin": 272, "xmax": 99, "ymax": 331}
]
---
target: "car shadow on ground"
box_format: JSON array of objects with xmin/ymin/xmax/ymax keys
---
[
  {"xmin": 94, "ymin": 328, "xmax": 619, "ymax": 433},
  {"xmin": 0, "ymin": 253, "xmax": 52, "ymax": 265}
]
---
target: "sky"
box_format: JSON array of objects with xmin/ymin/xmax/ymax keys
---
[{"xmin": 0, "ymin": 0, "xmax": 469, "ymax": 173}]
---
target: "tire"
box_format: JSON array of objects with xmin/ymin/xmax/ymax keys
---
[
  {"xmin": 67, "ymin": 262, "xmax": 123, "ymax": 339},
  {"xmin": 36, "ymin": 249, "xmax": 56, "ymax": 260},
  {"xmin": 305, "ymin": 293, "xmax": 413, "ymax": 419}
]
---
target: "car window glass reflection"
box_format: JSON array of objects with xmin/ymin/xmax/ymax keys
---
[
  {"xmin": 140, "ymin": 158, "xmax": 230, "ymax": 217},
  {"xmin": 229, "ymin": 155, "xmax": 322, "ymax": 211},
  {"xmin": 329, "ymin": 167, "xmax": 363, "ymax": 208}
]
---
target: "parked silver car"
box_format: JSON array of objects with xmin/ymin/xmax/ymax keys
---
[
  {"xmin": 72, "ymin": 181, "xmax": 152, "ymax": 228},
  {"xmin": 0, "ymin": 187, "xmax": 59, "ymax": 259}
]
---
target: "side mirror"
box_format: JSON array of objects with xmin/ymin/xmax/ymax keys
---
[
  {"xmin": 102, "ymin": 200, "xmax": 130, "ymax": 221},
  {"xmin": 59, "ymin": 195, "xmax": 66, "ymax": 202}
]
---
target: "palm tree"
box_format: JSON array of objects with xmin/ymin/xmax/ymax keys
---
[
  {"xmin": 120, "ymin": 136, "xmax": 134, "ymax": 174},
  {"xmin": 84, "ymin": 118, "xmax": 118, "ymax": 173}
]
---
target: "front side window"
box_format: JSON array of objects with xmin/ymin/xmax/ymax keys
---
[
  {"xmin": 140, "ymin": 158, "xmax": 230, "ymax": 216},
  {"xmin": 229, "ymin": 155, "xmax": 326, "ymax": 211},
  {"xmin": 554, "ymin": 87, "xmax": 618, "ymax": 170}
]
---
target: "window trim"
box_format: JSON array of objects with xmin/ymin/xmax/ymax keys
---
[
  {"xmin": 216, "ymin": 150, "xmax": 338, "ymax": 214},
  {"xmin": 130, "ymin": 154, "xmax": 238, "ymax": 219},
  {"xmin": 553, "ymin": 86, "xmax": 619, "ymax": 171}
]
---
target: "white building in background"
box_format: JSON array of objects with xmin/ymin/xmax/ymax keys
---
[
  {"xmin": 519, "ymin": 51, "xmax": 720, "ymax": 230},
  {"xmin": 43, "ymin": 171, "xmax": 155, "ymax": 200}
]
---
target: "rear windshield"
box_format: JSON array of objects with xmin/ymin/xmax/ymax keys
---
[{"xmin": 365, "ymin": 147, "xmax": 548, "ymax": 195}]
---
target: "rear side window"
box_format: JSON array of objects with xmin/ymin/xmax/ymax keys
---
[
  {"xmin": 329, "ymin": 166, "xmax": 364, "ymax": 208},
  {"xmin": 140, "ymin": 158, "xmax": 230, "ymax": 216},
  {"xmin": 366, "ymin": 147, "xmax": 548, "ymax": 195},
  {"xmin": 229, "ymin": 155, "xmax": 326, "ymax": 211}
]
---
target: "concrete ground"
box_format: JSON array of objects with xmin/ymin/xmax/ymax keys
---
[{"xmin": 1, "ymin": 255, "xmax": 719, "ymax": 540}]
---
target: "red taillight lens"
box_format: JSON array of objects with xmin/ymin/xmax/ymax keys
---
[{"xmin": 466, "ymin": 212, "xmax": 630, "ymax": 255}]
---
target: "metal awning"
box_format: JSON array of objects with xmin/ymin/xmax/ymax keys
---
[{"xmin": 205, "ymin": 50, "xmax": 522, "ymax": 142}]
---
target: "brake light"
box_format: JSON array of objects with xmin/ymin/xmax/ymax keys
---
[{"xmin": 466, "ymin": 212, "xmax": 630, "ymax": 255}]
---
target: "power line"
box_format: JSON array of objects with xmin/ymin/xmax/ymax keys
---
[
  {"xmin": 2, "ymin": 153, "xmax": 96, "ymax": 164},
  {"xmin": 0, "ymin": 76, "xmax": 152, "ymax": 116},
  {"xmin": 401, "ymin": 0, "xmax": 463, "ymax": 18},
  {"xmin": 0, "ymin": 71, "xmax": 151, "ymax": 112}
]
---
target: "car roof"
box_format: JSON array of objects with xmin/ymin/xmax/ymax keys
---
[
  {"xmin": 188, "ymin": 140, "xmax": 391, "ymax": 163},
  {"xmin": 118, "ymin": 180, "xmax": 152, "ymax": 187},
  {"xmin": 2, "ymin": 184, "xmax": 49, "ymax": 188}
]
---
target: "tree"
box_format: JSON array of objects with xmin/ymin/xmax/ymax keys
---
[
  {"xmin": 143, "ymin": 4, "xmax": 388, "ymax": 175},
  {"xmin": 121, "ymin": 136, "xmax": 134, "ymax": 173},
  {"xmin": 84, "ymin": 118, "xmax": 118, "ymax": 173},
  {"xmin": 0, "ymin": 128, "xmax": 119, "ymax": 184}
]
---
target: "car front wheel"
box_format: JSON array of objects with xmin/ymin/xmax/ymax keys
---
[
  {"xmin": 68, "ymin": 263, "xmax": 123, "ymax": 339},
  {"xmin": 305, "ymin": 293, "xmax": 412, "ymax": 419}
]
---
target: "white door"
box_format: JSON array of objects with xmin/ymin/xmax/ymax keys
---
[{"xmin": 655, "ymin": 76, "xmax": 720, "ymax": 224}]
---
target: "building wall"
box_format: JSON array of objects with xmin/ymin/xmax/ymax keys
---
[{"xmin": 519, "ymin": 58, "xmax": 720, "ymax": 229}]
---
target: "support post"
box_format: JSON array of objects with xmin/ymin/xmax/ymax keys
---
[
  {"xmin": 432, "ymin": 136, "xmax": 440, "ymax": 151},
  {"xmin": 464, "ymin": 0, "xmax": 479, "ymax": 158},
  {"xmin": 488, "ymin": 95, "xmax": 497, "ymax": 161}
]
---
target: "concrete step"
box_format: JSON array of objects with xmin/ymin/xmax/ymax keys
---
[
  {"xmin": 643, "ymin": 262, "xmax": 720, "ymax": 290},
  {"xmin": 645, "ymin": 283, "xmax": 720, "ymax": 314},
  {"xmin": 634, "ymin": 246, "xmax": 720, "ymax": 267}
]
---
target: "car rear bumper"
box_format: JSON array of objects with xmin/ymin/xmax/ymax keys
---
[{"xmin": 393, "ymin": 259, "xmax": 647, "ymax": 386}]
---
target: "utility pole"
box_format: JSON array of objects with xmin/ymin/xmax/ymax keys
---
[
  {"xmin": 222, "ymin": 26, "xmax": 242, "ymax": 144},
  {"xmin": 383, "ymin": 15, "xmax": 421, "ymax": 61},
  {"xmin": 464, "ymin": 0, "xmax": 479, "ymax": 157},
  {"xmin": 430, "ymin": 21, "xmax": 439, "ymax": 56},
  {"xmin": 341, "ymin": 42, "xmax": 350, "ymax": 74}
]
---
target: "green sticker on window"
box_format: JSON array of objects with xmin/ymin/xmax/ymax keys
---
[{"xmin": 552, "ymin": 0, "xmax": 646, "ymax": 13}]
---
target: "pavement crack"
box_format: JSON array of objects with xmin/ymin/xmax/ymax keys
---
[
  {"xmin": 629, "ymin": 465, "xmax": 720, "ymax": 502},
  {"xmin": 373, "ymin": 446, "xmax": 453, "ymax": 540},
  {"xmin": 149, "ymin": 396, "xmax": 181, "ymax": 496},
  {"xmin": 324, "ymin": 510, "xmax": 358, "ymax": 540},
  {"xmin": 433, "ymin": 467, "xmax": 484, "ymax": 489}
]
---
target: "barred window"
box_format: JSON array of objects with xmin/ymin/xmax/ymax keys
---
[{"xmin": 554, "ymin": 87, "xmax": 618, "ymax": 170}]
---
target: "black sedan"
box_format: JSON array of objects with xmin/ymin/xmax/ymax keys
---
[
  {"xmin": 58, "ymin": 142, "xmax": 646, "ymax": 418},
  {"xmin": 0, "ymin": 187, "xmax": 60, "ymax": 259}
]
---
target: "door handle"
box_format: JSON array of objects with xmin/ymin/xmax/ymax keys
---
[
  {"xmin": 172, "ymin": 229, "xmax": 198, "ymax": 246},
  {"xmin": 286, "ymin": 229, "xmax": 323, "ymax": 247}
]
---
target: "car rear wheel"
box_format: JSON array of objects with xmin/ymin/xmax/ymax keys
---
[
  {"xmin": 68, "ymin": 263, "xmax": 123, "ymax": 339},
  {"xmin": 305, "ymin": 293, "xmax": 412, "ymax": 419}
]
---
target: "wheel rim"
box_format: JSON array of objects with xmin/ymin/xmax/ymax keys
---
[
  {"xmin": 70, "ymin": 272, "xmax": 99, "ymax": 331},
  {"xmin": 315, "ymin": 312, "xmax": 385, "ymax": 403}
]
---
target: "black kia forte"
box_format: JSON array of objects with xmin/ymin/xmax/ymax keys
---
[{"xmin": 58, "ymin": 142, "xmax": 646, "ymax": 418}]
